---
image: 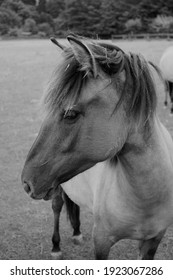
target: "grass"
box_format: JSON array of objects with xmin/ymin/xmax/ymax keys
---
[{"xmin": 0, "ymin": 39, "xmax": 173, "ymax": 259}]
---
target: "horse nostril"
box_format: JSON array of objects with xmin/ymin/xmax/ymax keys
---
[{"xmin": 23, "ymin": 182, "xmax": 31, "ymax": 194}]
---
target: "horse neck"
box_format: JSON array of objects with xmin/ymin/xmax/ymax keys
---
[{"xmin": 117, "ymin": 117, "xmax": 169, "ymax": 185}]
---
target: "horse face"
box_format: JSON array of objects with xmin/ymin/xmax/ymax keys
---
[
  {"xmin": 22, "ymin": 76, "xmax": 128, "ymax": 199},
  {"xmin": 22, "ymin": 36, "xmax": 128, "ymax": 199}
]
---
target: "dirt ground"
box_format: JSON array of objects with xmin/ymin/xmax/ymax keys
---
[{"xmin": 1, "ymin": 39, "xmax": 173, "ymax": 260}]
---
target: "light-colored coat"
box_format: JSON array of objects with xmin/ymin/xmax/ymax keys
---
[{"xmin": 22, "ymin": 35, "xmax": 173, "ymax": 259}]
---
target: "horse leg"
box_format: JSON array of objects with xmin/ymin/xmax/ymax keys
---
[
  {"xmin": 169, "ymin": 82, "xmax": 173, "ymax": 114},
  {"xmin": 139, "ymin": 230, "xmax": 166, "ymax": 260},
  {"xmin": 70, "ymin": 205, "xmax": 83, "ymax": 245},
  {"xmin": 170, "ymin": 102, "xmax": 173, "ymax": 114},
  {"xmin": 93, "ymin": 223, "xmax": 115, "ymax": 260},
  {"xmin": 51, "ymin": 192, "xmax": 64, "ymax": 259},
  {"xmin": 164, "ymin": 80, "xmax": 169, "ymax": 106},
  {"xmin": 63, "ymin": 191, "xmax": 83, "ymax": 245}
]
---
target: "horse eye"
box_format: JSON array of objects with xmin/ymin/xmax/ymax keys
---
[{"xmin": 63, "ymin": 109, "xmax": 80, "ymax": 121}]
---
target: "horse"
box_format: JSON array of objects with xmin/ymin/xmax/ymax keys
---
[
  {"xmin": 159, "ymin": 46, "xmax": 173, "ymax": 113},
  {"xmin": 164, "ymin": 81, "xmax": 173, "ymax": 113},
  {"xmin": 22, "ymin": 34, "xmax": 173, "ymax": 259},
  {"xmin": 47, "ymin": 184, "xmax": 82, "ymax": 259}
]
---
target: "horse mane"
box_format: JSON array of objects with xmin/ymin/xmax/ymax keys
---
[
  {"xmin": 121, "ymin": 53, "xmax": 157, "ymax": 126},
  {"xmin": 44, "ymin": 37, "xmax": 159, "ymax": 126}
]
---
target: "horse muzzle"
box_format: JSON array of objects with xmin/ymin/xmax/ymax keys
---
[
  {"xmin": 23, "ymin": 179, "xmax": 58, "ymax": 200},
  {"xmin": 23, "ymin": 181, "xmax": 42, "ymax": 200}
]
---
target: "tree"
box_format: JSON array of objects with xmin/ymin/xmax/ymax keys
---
[
  {"xmin": 56, "ymin": 0, "xmax": 84, "ymax": 34},
  {"xmin": 137, "ymin": 0, "xmax": 163, "ymax": 31},
  {"xmin": 83, "ymin": 0, "xmax": 102, "ymax": 36},
  {"xmin": 149, "ymin": 15, "xmax": 173, "ymax": 33},
  {"xmin": 37, "ymin": 11, "xmax": 54, "ymax": 27},
  {"xmin": 2, "ymin": 0, "xmax": 24, "ymax": 13},
  {"xmin": 37, "ymin": 0, "xmax": 46, "ymax": 13},
  {"xmin": 0, "ymin": 24, "xmax": 9, "ymax": 35},
  {"xmin": 23, "ymin": 17, "xmax": 38, "ymax": 33},
  {"xmin": 161, "ymin": 0, "xmax": 173, "ymax": 16},
  {"xmin": 1, "ymin": 0, "xmax": 172, "ymax": 38},
  {"xmin": 21, "ymin": 0, "xmax": 36, "ymax": 5},
  {"xmin": 38, "ymin": 22, "xmax": 53, "ymax": 35},
  {"xmin": 21, "ymin": 5, "xmax": 39, "ymax": 23},
  {"xmin": 125, "ymin": 18, "xmax": 143, "ymax": 34},
  {"xmin": 57, "ymin": 0, "xmax": 102, "ymax": 36},
  {"xmin": 0, "ymin": 7, "xmax": 21, "ymax": 27},
  {"xmin": 46, "ymin": 0, "xmax": 65, "ymax": 18},
  {"xmin": 100, "ymin": 0, "xmax": 126, "ymax": 36},
  {"xmin": 2, "ymin": 0, "xmax": 38, "ymax": 24},
  {"xmin": 139, "ymin": 0, "xmax": 162, "ymax": 18}
]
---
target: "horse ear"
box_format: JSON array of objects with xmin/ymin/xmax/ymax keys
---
[
  {"xmin": 67, "ymin": 35, "xmax": 98, "ymax": 78},
  {"xmin": 50, "ymin": 37, "xmax": 66, "ymax": 50}
]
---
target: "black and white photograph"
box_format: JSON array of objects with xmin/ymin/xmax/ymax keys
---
[{"xmin": 1, "ymin": 1, "xmax": 173, "ymax": 271}]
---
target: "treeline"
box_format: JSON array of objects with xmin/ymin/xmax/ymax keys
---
[{"xmin": 1, "ymin": 0, "xmax": 173, "ymax": 38}]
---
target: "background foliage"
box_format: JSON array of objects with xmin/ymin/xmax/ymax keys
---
[{"xmin": 0, "ymin": 0, "xmax": 173, "ymax": 37}]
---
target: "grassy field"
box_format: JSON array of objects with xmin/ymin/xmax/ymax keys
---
[{"xmin": 1, "ymin": 39, "xmax": 173, "ymax": 260}]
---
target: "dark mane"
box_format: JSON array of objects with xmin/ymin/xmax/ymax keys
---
[
  {"xmin": 44, "ymin": 37, "xmax": 159, "ymax": 126},
  {"xmin": 122, "ymin": 53, "xmax": 157, "ymax": 125}
]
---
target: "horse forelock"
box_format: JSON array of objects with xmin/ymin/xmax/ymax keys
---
[
  {"xmin": 44, "ymin": 39, "xmax": 157, "ymax": 127},
  {"xmin": 44, "ymin": 48, "xmax": 87, "ymax": 113}
]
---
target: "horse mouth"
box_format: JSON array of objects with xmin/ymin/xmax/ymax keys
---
[
  {"xmin": 43, "ymin": 188, "xmax": 55, "ymax": 201},
  {"xmin": 27, "ymin": 187, "xmax": 55, "ymax": 201},
  {"xmin": 43, "ymin": 183, "xmax": 60, "ymax": 201}
]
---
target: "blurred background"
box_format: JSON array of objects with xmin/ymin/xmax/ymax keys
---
[{"xmin": 1, "ymin": 0, "xmax": 173, "ymax": 39}]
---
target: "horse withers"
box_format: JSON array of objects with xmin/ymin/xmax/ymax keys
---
[{"xmin": 22, "ymin": 35, "xmax": 173, "ymax": 259}]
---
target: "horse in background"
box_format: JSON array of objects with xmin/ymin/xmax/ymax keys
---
[
  {"xmin": 22, "ymin": 35, "xmax": 173, "ymax": 259},
  {"xmin": 159, "ymin": 46, "xmax": 173, "ymax": 113}
]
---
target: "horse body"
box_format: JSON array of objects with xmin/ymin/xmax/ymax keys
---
[
  {"xmin": 62, "ymin": 117, "xmax": 173, "ymax": 243},
  {"xmin": 159, "ymin": 47, "xmax": 173, "ymax": 83},
  {"xmin": 22, "ymin": 35, "xmax": 173, "ymax": 259}
]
